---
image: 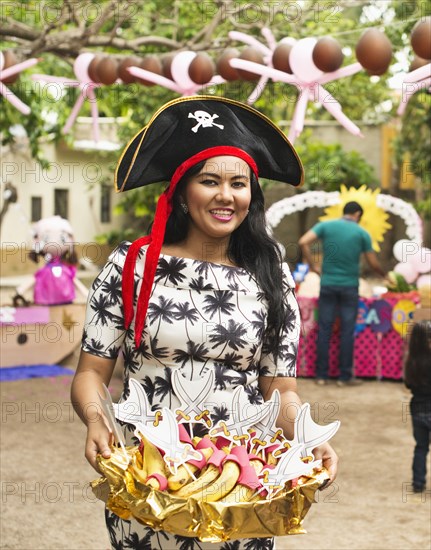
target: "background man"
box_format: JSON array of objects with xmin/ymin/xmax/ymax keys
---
[{"xmin": 299, "ymin": 201, "xmax": 386, "ymax": 386}]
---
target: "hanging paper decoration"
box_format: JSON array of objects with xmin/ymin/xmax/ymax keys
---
[
  {"xmin": 32, "ymin": 53, "xmax": 120, "ymax": 148},
  {"xmin": 355, "ymin": 29, "xmax": 393, "ymax": 75},
  {"xmin": 217, "ymin": 48, "xmax": 241, "ymax": 81},
  {"xmin": 0, "ymin": 50, "xmax": 39, "ymax": 115},
  {"xmin": 397, "ymin": 17, "xmax": 431, "ymax": 116},
  {"xmin": 127, "ymin": 50, "xmax": 225, "ymax": 96},
  {"xmin": 226, "ymin": 27, "xmax": 392, "ymax": 142},
  {"xmin": 313, "ymin": 36, "xmax": 344, "ymax": 72}
]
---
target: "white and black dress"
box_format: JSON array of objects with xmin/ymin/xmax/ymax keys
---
[{"xmin": 82, "ymin": 242, "xmax": 300, "ymax": 550}]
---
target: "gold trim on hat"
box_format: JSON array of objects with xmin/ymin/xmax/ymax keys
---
[{"xmin": 114, "ymin": 95, "xmax": 304, "ymax": 192}]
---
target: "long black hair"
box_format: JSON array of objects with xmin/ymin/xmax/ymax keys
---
[
  {"xmin": 404, "ymin": 320, "xmax": 431, "ymax": 390},
  {"xmin": 164, "ymin": 161, "xmax": 288, "ymax": 359}
]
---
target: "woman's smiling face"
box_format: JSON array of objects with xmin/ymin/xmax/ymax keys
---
[{"xmin": 182, "ymin": 155, "xmax": 252, "ymax": 242}]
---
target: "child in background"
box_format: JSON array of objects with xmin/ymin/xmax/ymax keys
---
[{"xmin": 404, "ymin": 320, "xmax": 431, "ymax": 493}]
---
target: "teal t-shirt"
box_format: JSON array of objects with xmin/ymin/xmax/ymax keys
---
[{"xmin": 312, "ymin": 218, "xmax": 373, "ymax": 287}]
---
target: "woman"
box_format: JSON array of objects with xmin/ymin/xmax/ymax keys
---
[{"xmin": 71, "ymin": 96, "xmax": 338, "ymax": 550}]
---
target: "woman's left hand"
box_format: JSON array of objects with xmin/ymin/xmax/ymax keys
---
[{"xmin": 312, "ymin": 441, "xmax": 338, "ymax": 486}]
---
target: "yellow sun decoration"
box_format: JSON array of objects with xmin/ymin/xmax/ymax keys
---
[{"xmin": 319, "ymin": 185, "xmax": 391, "ymax": 252}]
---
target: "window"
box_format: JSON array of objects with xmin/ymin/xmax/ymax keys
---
[
  {"xmin": 100, "ymin": 185, "xmax": 111, "ymax": 223},
  {"xmin": 54, "ymin": 189, "xmax": 68, "ymax": 219},
  {"xmin": 31, "ymin": 197, "xmax": 42, "ymax": 222}
]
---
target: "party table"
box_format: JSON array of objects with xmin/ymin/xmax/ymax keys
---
[{"xmin": 296, "ymin": 293, "xmax": 420, "ymax": 380}]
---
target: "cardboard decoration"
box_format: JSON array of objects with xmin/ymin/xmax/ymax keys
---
[
  {"xmin": 172, "ymin": 369, "xmax": 215, "ymax": 430},
  {"xmin": 392, "ymin": 299, "xmax": 416, "ymax": 337},
  {"xmin": 104, "ymin": 378, "xmax": 340, "ymax": 481},
  {"xmin": 113, "ymin": 377, "xmax": 157, "ymax": 426},
  {"xmin": 209, "ymin": 386, "xmax": 273, "ymax": 447},
  {"xmin": 248, "ymin": 389, "xmax": 286, "ymax": 456},
  {"xmin": 259, "ymin": 444, "xmax": 322, "ymax": 499},
  {"xmin": 255, "ymin": 403, "xmax": 339, "ymax": 497},
  {"xmin": 98, "ymin": 384, "xmax": 129, "ymax": 465},
  {"xmin": 355, "ymin": 298, "xmax": 369, "ymax": 334},
  {"xmin": 369, "ymin": 299, "xmax": 393, "ymax": 334},
  {"xmin": 92, "ymin": 375, "xmax": 341, "ymax": 541},
  {"xmin": 290, "ymin": 403, "xmax": 340, "ymax": 459},
  {"xmin": 134, "ymin": 407, "xmax": 202, "ymax": 474}
]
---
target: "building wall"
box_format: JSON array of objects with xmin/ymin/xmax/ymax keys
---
[{"xmin": 1, "ymin": 121, "xmax": 124, "ymax": 276}]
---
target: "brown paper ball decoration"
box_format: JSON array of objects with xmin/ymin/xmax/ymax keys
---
[
  {"xmin": 237, "ymin": 47, "xmax": 264, "ymax": 81},
  {"xmin": 410, "ymin": 55, "xmax": 429, "ymax": 72},
  {"xmin": 95, "ymin": 56, "xmax": 118, "ymax": 85},
  {"xmin": 411, "ymin": 17, "xmax": 431, "ymax": 60},
  {"xmin": 216, "ymin": 48, "xmax": 240, "ymax": 81},
  {"xmin": 162, "ymin": 54, "xmax": 175, "ymax": 80},
  {"xmin": 2, "ymin": 50, "xmax": 19, "ymax": 84},
  {"xmin": 188, "ymin": 53, "xmax": 215, "ymax": 84},
  {"xmin": 355, "ymin": 29, "xmax": 392, "ymax": 75},
  {"xmin": 118, "ymin": 57, "xmax": 139, "ymax": 84},
  {"xmin": 312, "ymin": 37, "xmax": 344, "ymax": 72},
  {"xmin": 137, "ymin": 55, "xmax": 162, "ymax": 86},
  {"xmin": 87, "ymin": 55, "xmax": 102, "ymax": 83},
  {"xmin": 272, "ymin": 43, "xmax": 293, "ymax": 73}
]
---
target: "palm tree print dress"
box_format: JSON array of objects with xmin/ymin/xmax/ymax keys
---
[{"xmin": 82, "ymin": 242, "xmax": 300, "ymax": 550}]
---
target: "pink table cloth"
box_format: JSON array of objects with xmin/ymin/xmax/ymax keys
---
[{"xmin": 296, "ymin": 294, "xmax": 420, "ymax": 380}]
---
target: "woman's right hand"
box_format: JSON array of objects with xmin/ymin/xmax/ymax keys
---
[{"xmin": 85, "ymin": 419, "xmax": 113, "ymax": 472}]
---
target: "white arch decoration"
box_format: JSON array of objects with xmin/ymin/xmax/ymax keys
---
[{"xmin": 266, "ymin": 190, "xmax": 423, "ymax": 243}]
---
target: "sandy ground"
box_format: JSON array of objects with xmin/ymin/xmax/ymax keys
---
[{"xmin": 1, "ymin": 351, "xmax": 430, "ymax": 550}]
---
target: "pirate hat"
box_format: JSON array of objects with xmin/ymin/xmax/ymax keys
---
[
  {"xmin": 115, "ymin": 95, "xmax": 303, "ymax": 191},
  {"xmin": 118, "ymin": 96, "xmax": 304, "ymax": 345}
]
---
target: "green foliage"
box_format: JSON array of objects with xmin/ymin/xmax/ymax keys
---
[
  {"xmin": 2, "ymin": 0, "xmax": 430, "ymax": 232},
  {"xmin": 0, "ymin": 54, "xmax": 74, "ymax": 165},
  {"xmin": 295, "ymin": 131, "xmax": 378, "ymax": 191},
  {"xmin": 393, "ymin": 90, "xmax": 431, "ymax": 219}
]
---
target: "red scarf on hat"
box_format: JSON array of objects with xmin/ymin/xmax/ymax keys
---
[{"xmin": 122, "ymin": 146, "xmax": 258, "ymax": 346}]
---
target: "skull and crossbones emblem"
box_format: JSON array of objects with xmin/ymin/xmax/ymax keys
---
[{"xmin": 188, "ymin": 110, "xmax": 224, "ymax": 133}]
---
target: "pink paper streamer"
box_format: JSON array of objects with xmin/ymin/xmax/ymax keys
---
[
  {"xmin": 0, "ymin": 57, "xmax": 39, "ymax": 115},
  {"xmin": 0, "ymin": 81, "xmax": 31, "ymax": 114},
  {"xmin": 403, "ymin": 63, "xmax": 431, "ymax": 83},
  {"xmin": 228, "ymin": 31, "xmax": 272, "ymax": 55}
]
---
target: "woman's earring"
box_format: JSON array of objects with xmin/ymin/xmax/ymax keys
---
[{"xmin": 181, "ymin": 203, "xmax": 189, "ymax": 214}]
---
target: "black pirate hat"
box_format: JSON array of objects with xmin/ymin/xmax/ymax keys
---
[
  {"xmin": 115, "ymin": 95, "xmax": 303, "ymax": 192},
  {"xmin": 117, "ymin": 96, "xmax": 304, "ymax": 346}
]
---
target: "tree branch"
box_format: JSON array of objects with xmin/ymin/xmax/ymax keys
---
[
  {"xmin": 0, "ymin": 21, "xmax": 39, "ymax": 42},
  {"xmin": 82, "ymin": 0, "xmax": 118, "ymax": 39},
  {"xmin": 88, "ymin": 35, "xmax": 182, "ymax": 51}
]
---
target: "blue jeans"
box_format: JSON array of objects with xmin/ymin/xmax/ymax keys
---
[
  {"xmin": 411, "ymin": 406, "xmax": 431, "ymax": 490},
  {"xmin": 316, "ymin": 285, "xmax": 359, "ymax": 381}
]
